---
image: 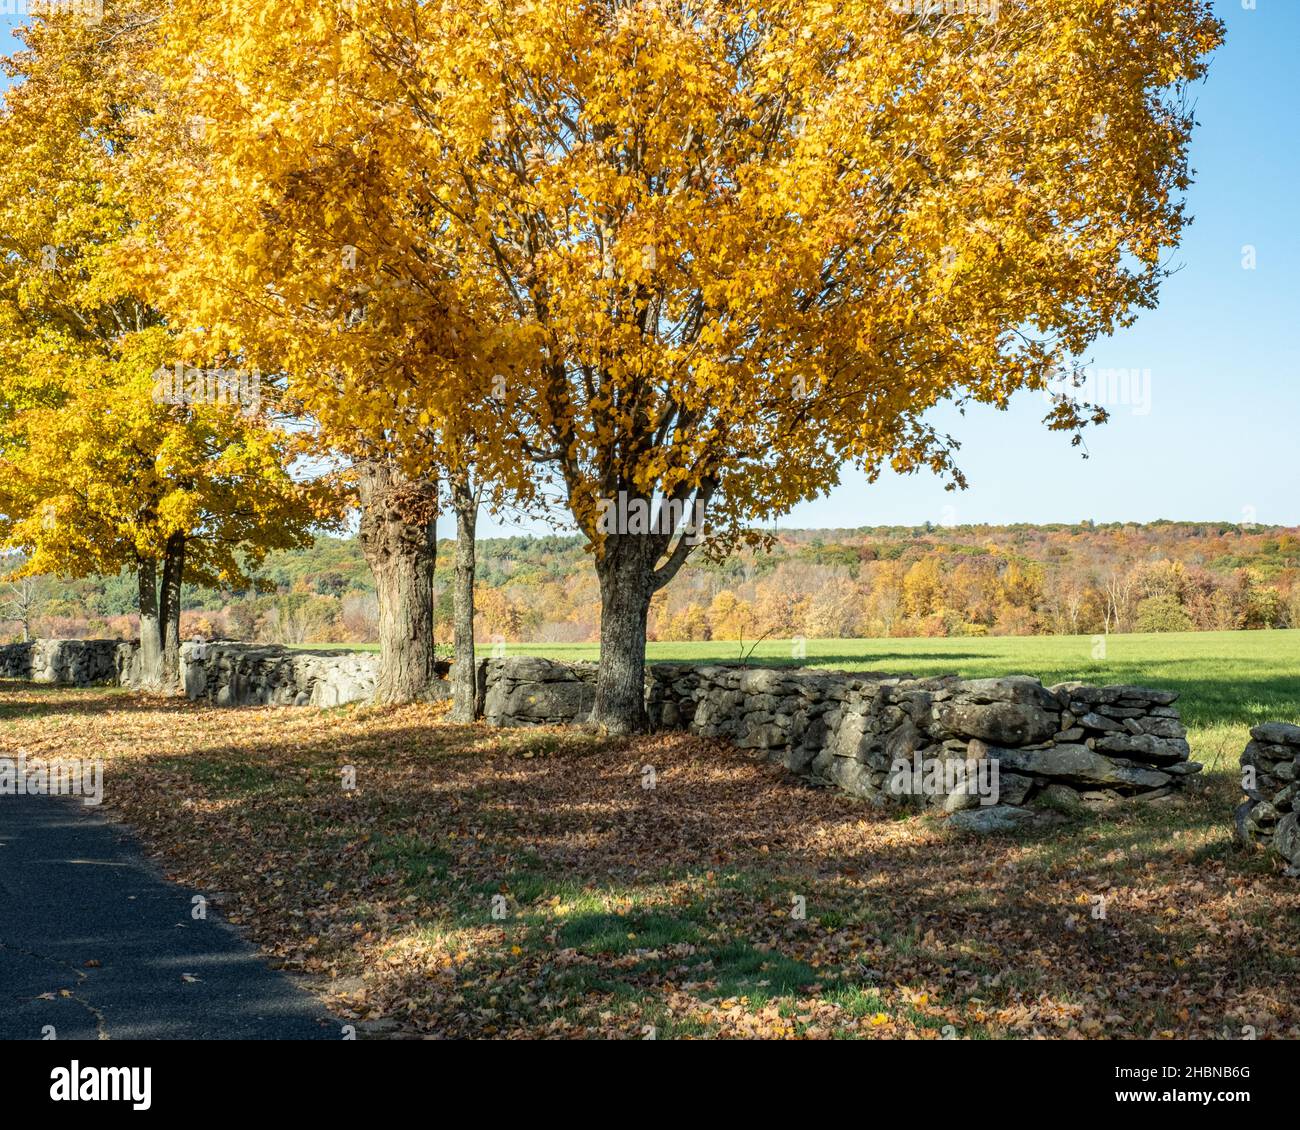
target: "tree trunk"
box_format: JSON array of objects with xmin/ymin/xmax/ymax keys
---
[
  {"xmin": 137, "ymin": 557, "xmax": 163, "ymax": 691},
  {"xmin": 590, "ymin": 533, "xmax": 656, "ymax": 734},
  {"xmin": 160, "ymin": 533, "xmax": 185, "ymax": 693},
  {"xmin": 449, "ymin": 473, "xmax": 478, "ymax": 723},
  {"xmin": 357, "ymin": 459, "xmax": 439, "ymax": 704}
]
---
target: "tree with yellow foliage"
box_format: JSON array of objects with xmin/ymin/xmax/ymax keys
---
[
  {"xmin": 141, "ymin": 0, "xmax": 1219, "ymax": 729},
  {"xmin": 0, "ymin": 4, "xmax": 331, "ymax": 690},
  {"xmin": 120, "ymin": 0, "xmax": 541, "ymax": 705},
  {"xmin": 705, "ymin": 590, "xmax": 750, "ymax": 641},
  {"xmin": 903, "ymin": 557, "xmax": 946, "ymax": 619}
]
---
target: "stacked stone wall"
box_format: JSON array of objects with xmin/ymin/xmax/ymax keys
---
[
  {"xmin": 1235, "ymin": 723, "xmax": 1300, "ymax": 876},
  {"xmin": 482, "ymin": 657, "xmax": 1197, "ymax": 825}
]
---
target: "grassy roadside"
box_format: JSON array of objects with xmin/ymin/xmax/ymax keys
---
[{"xmin": 3, "ymin": 633, "xmax": 1299, "ymax": 1037}]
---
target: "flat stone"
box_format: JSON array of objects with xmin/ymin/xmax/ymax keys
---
[
  {"xmin": 1242, "ymin": 740, "xmax": 1294, "ymax": 767},
  {"xmin": 1251, "ymin": 722, "xmax": 1300, "ymax": 746},
  {"xmin": 1077, "ymin": 711, "xmax": 1123, "ymax": 732},
  {"xmin": 1090, "ymin": 733, "xmax": 1191, "ymax": 765},
  {"xmin": 952, "ymin": 676, "xmax": 1063, "ymax": 709},
  {"xmin": 989, "ymin": 744, "xmax": 1172, "ymax": 789},
  {"xmin": 1051, "ymin": 683, "xmax": 1179, "ymax": 707},
  {"xmin": 737, "ymin": 668, "xmax": 787, "ymax": 694},
  {"xmin": 1137, "ymin": 717, "xmax": 1188, "ymax": 739},
  {"xmin": 946, "ymin": 805, "xmax": 1046, "ymax": 834},
  {"xmin": 933, "ymin": 700, "xmax": 1059, "ymax": 746}
]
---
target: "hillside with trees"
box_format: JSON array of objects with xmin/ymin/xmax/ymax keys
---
[{"xmin": 5, "ymin": 521, "xmax": 1297, "ymax": 647}]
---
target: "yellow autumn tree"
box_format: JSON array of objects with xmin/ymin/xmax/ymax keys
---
[
  {"xmin": 903, "ymin": 557, "xmax": 946, "ymax": 619},
  {"xmin": 0, "ymin": 4, "xmax": 333, "ymax": 690},
  {"xmin": 139, "ymin": 0, "xmax": 1219, "ymax": 729},
  {"xmin": 119, "ymin": 5, "xmax": 544, "ymax": 707},
  {"xmin": 708, "ymin": 589, "xmax": 756, "ymax": 641}
]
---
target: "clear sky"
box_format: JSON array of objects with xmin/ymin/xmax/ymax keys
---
[{"xmin": 3, "ymin": 2, "xmax": 1296, "ymax": 539}]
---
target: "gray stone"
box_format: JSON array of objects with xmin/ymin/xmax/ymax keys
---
[
  {"xmin": 482, "ymin": 671, "xmax": 594, "ymax": 726},
  {"xmin": 933, "ymin": 700, "xmax": 1059, "ymax": 745},
  {"xmin": 884, "ymin": 719, "xmax": 924, "ymax": 762},
  {"xmin": 1250, "ymin": 722, "xmax": 1300, "ymax": 746},
  {"xmin": 1241, "ymin": 740, "xmax": 1291, "ymax": 767},
  {"xmin": 1234, "ymin": 800, "xmax": 1259, "ymax": 846},
  {"xmin": 1090, "ymin": 733, "xmax": 1191, "ymax": 765},
  {"xmin": 1076, "ymin": 707, "xmax": 1128, "ymax": 738},
  {"xmin": 946, "ymin": 805, "xmax": 1044, "ymax": 834},
  {"xmin": 942, "ymin": 788, "xmax": 979, "ymax": 813},
  {"xmin": 737, "ymin": 667, "xmax": 787, "ymax": 694},
  {"xmin": 989, "ymin": 744, "xmax": 1172, "ymax": 790},
  {"xmin": 0, "ymin": 639, "xmax": 136, "ymax": 687},
  {"xmin": 1033, "ymin": 783, "xmax": 1086, "ymax": 816},
  {"xmin": 1051, "ymin": 683, "xmax": 1179, "ymax": 707},
  {"xmin": 829, "ymin": 710, "xmax": 873, "ymax": 760},
  {"xmin": 736, "ymin": 723, "xmax": 789, "ymax": 751},
  {"xmin": 1274, "ymin": 813, "xmax": 1300, "ymax": 865},
  {"xmin": 992, "ymin": 771, "xmax": 1034, "ymax": 806},
  {"xmin": 954, "ymin": 676, "xmax": 1062, "ymax": 709},
  {"xmin": 822, "ymin": 756, "xmax": 883, "ymax": 799}
]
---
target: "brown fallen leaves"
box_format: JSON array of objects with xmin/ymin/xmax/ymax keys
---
[{"xmin": 2, "ymin": 683, "xmax": 1297, "ymax": 1039}]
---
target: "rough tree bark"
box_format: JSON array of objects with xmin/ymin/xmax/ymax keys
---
[
  {"xmin": 449, "ymin": 472, "xmax": 478, "ymax": 723},
  {"xmin": 357, "ymin": 459, "xmax": 439, "ymax": 704},
  {"xmin": 590, "ymin": 532, "xmax": 658, "ymax": 733},
  {"xmin": 136, "ymin": 557, "xmax": 163, "ymax": 692},
  {"xmin": 588, "ymin": 486, "xmax": 713, "ymax": 734},
  {"xmin": 159, "ymin": 532, "xmax": 186, "ymax": 693}
]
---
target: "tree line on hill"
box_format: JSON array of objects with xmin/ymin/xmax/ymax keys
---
[
  {"xmin": 6, "ymin": 522, "xmax": 1293, "ymax": 649},
  {"xmin": 0, "ymin": 3, "xmax": 1222, "ymax": 730}
]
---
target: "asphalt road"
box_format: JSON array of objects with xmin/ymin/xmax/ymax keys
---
[{"xmin": 0, "ymin": 793, "xmax": 338, "ymax": 1040}]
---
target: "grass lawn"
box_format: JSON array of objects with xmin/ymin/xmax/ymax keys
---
[{"xmin": 5, "ymin": 629, "xmax": 1299, "ymax": 1038}]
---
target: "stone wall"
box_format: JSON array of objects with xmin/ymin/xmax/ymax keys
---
[
  {"xmin": 2, "ymin": 642, "xmax": 1200, "ymax": 828},
  {"xmin": 478, "ymin": 657, "xmax": 1198, "ymax": 828},
  {"xmin": 179, "ymin": 641, "xmax": 389, "ymax": 707},
  {"xmin": 1234, "ymin": 723, "xmax": 1300, "ymax": 876},
  {"xmin": 480, "ymin": 656, "xmax": 598, "ymax": 725},
  {"xmin": 1, "ymin": 637, "xmax": 437, "ymax": 705},
  {"xmin": 0, "ymin": 639, "xmax": 136, "ymax": 686}
]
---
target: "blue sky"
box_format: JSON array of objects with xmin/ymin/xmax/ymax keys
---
[{"xmin": 3, "ymin": 3, "xmax": 1296, "ymax": 538}]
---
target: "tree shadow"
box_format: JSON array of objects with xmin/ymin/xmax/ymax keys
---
[{"xmin": 0, "ymin": 683, "xmax": 161, "ymax": 722}]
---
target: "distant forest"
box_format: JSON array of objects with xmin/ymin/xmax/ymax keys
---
[{"xmin": 4, "ymin": 521, "xmax": 1299, "ymax": 646}]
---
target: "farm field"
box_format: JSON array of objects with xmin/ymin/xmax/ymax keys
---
[{"xmin": 5, "ymin": 629, "xmax": 1298, "ymax": 1039}]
